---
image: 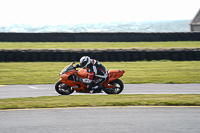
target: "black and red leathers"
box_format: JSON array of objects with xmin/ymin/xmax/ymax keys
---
[{"xmin": 86, "ymin": 59, "xmax": 108, "ymax": 90}]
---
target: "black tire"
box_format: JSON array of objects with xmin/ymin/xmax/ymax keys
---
[
  {"xmin": 103, "ymin": 79, "xmax": 124, "ymax": 94},
  {"xmin": 55, "ymin": 81, "xmax": 74, "ymax": 95}
]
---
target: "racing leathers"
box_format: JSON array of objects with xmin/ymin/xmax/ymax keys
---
[{"xmin": 78, "ymin": 59, "xmax": 108, "ymax": 91}]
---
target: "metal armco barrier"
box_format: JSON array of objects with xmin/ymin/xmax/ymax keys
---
[
  {"xmin": 1, "ymin": 49, "xmax": 200, "ymax": 62},
  {"xmin": 0, "ymin": 32, "xmax": 200, "ymax": 42}
]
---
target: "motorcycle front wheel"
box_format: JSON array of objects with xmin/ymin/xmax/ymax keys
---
[
  {"xmin": 55, "ymin": 81, "xmax": 74, "ymax": 95},
  {"xmin": 103, "ymin": 79, "xmax": 124, "ymax": 94}
]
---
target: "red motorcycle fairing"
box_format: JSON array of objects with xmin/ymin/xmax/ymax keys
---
[
  {"xmin": 77, "ymin": 69, "xmax": 88, "ymax": 78},
  {"xmin": 59, "ymin": 69, "xmax": 88, "ymax": 93},
  {"xmin": 103, "ymin": 69, "xmax": 125, "ymax": 88},
  {"xmin": 57, "ymin": 62, "xmax": 125, "ymax": 94}
]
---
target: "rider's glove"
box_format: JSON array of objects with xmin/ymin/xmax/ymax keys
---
[{"xmin": 75, "ymin": 64, "xmax": 81, "ymax": 68}]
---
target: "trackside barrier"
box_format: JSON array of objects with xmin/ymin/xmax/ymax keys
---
[
  {"xmin": 0, "ymin": 49, "xmax": 200, "ymax": 62},
  {"xmin": 0, "ymin": 32, "xmax": 200, "ymax": 42}
]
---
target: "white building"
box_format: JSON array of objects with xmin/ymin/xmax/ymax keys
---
[{"xmin": 190, "ymin": 9, "xmax": 200, "ymax": 31}]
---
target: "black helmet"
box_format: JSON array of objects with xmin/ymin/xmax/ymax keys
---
[{"xmin": 80, "ymin": 56, "xmax": 91, "ymax": 69}]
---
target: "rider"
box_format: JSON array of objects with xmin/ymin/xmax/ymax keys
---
[{"xmin": 75, "ymin": 56, "xmax": 108, "ymax": 93}]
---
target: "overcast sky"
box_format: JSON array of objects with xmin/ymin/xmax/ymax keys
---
[{"xmin": 0, "ymin": 0, "xmax": 199, "ymax": 25}]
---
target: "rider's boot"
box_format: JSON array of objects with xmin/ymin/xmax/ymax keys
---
[
  {"xmin": 90, "ymin": 85, "xmax": 105, "ymax": 93},
  {"xmin": 90, "ymin": 86, "xmax": 98, "ymax": 93},
  {"xmin": 97, "ymin": 85, "xmax": 105, "ymax": 93}
]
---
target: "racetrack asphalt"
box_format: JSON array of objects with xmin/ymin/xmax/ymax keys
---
[
  {"xmin": 1, "ymin": 84, "xmax": 200, "ymax": 133},
  {"xmin": 1, "ymin": 107, "xmax": 200, "ymax": 133},
  {"xmin": 0, "ymin": 84, "xmax": 200, "ymax": 99}
]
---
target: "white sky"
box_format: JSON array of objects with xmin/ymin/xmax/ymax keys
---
[{"xmin": 0, "ymin": 0, "xmax": 199, "ymax": 25}]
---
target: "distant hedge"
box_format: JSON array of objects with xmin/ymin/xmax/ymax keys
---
[
  {"xmin": 0, "ymin": 32, "xmax": 200, "ymax": 42},
  {"xmin": 1, "ymin": 49, "xmax": 200, "ymax": 62}
]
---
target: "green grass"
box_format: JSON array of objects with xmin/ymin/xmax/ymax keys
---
[
  {"xmin": 0, "ymin": 61, "xmax": 200, "ymax": 85},
  {"xmin": 1, "ymin": 42, "xmax": 199, "ymax": 109},
  {"xmin": 0, "ymin": 41, "xmax": 200, "ymax": 49},
  {"xmin": 0, "ymin": 94, "xmax": 200, "ymax": 110}
]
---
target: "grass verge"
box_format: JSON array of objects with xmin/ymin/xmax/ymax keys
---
[
  {"xmin": 0, "ymin": 61, "xmax": 200, "ymax": 85},
  {"xmin": 0, "ymin": 41, "xmax": 200, "ymax": 50},
  {"xmin": 0, "ymin": 94, "xmax": 200, "ymax": 110}
]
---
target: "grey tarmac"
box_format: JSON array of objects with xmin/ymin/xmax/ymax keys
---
[
  {"xmin": 0, "ymin": 84, "xmax": 200, "ymax": 99},
  {"xmin": 0, "ymin": 107, "xmax": 200, "ymax": 133}
]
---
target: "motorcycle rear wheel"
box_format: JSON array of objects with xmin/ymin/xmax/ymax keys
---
[
  {"xmin": 55, "ymin": 81, "xmax": 74, "ymax": 95},
  {"xmin": 103, "ymin": 79, "xmax": 124, "ymax": 94}
]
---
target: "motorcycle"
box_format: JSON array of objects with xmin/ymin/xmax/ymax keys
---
[{"xmin": 55, "ymin": 62, "xmax": 125, "ymax": 95}]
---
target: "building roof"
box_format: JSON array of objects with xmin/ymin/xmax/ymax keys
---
[{"xmin": 191, "ymin": 9, "xmax": 200, "ymax": 25}]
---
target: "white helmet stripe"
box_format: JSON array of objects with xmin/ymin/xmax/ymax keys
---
[{"xmin": 93, "ymin": 66, "xmax": 97, "ymax": 74}]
